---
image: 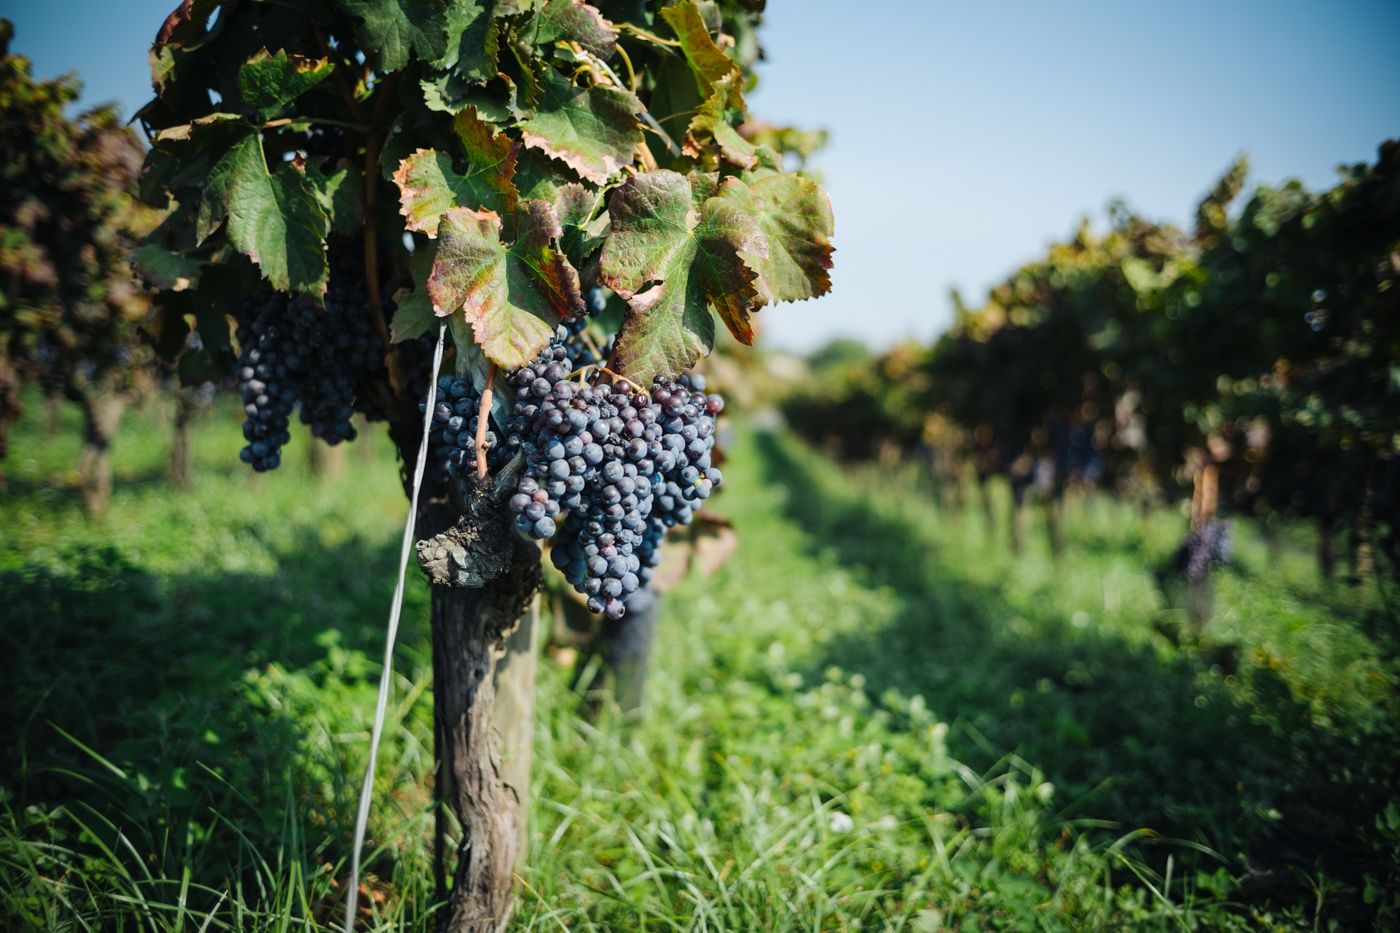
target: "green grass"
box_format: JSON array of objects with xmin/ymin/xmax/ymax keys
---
[{"xmin": 1, "ymin": 392, "xmax": 1395, "ymax": 930}]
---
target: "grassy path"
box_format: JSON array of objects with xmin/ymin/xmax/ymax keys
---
[{"xmin": 1, "ymin": 399, "xmax": 1393, "ymax": 930}]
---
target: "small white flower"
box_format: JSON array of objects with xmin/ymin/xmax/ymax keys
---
[{"xmin": 828, "ymin": 812, "xmax": 854, "ymax": 834}]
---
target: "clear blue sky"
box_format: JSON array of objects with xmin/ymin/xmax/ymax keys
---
[{"xmin": 5, "ymin": 0, "xmax": 1398, "ymax": 352}]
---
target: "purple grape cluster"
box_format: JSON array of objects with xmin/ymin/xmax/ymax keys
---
[
  {"xmin": 498, "ymin": 340, "xmax": 723, "ymax": 618},
  {"xmin": 290, "ymin": 275, "xmax": 381, "ymax": 444},
  {"xmin": 233, "ymin": 272, "xmax": 383, "ymax": 470},
  {"xmin": 1178, "ymin": 518, "xmax": 1233, "ymax": 582},
  {"xmin": 422, "ymin": 374, "xmax": 507, "ymax": 483},
  {"xmin": 234, "ymin": 292, "xmax": 297, "ymax": 471}
]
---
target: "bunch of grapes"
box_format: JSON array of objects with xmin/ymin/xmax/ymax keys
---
[
  {"xmin": 1177, "ymin": 518, "xmax": 1233, "ymax": 582},
  {"xmin": 234, "ymin": 291, "xmax": 298, "ymax": 471},
  {"xmin": 493, "ymin": 332, "xmax": 722, "ymax": 618},
  {"xmin": 422, "ymin": 374, "xmax": 507, "ymax": 483},
  {"xmin": 232, "ymin": 257, "xmax": 384, "ymax": 471},
  {"xmin": 289, "ymin": 273, "xmax": 381, "ymax": 443}
]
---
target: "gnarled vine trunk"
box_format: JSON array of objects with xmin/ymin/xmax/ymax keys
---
[
  {"xmin": 71, "ymin": 388, "xmax": 125, "ymax": 517},
  {"xmin": 492, "ymin": 596, "xmax": 539, "ymax": 861},
  {"xmin": 430, "ymin": 560, "xmax": 536, "ymax": 933},
  {"xmin": 170, "ymin": 392, "xmax": 195, "ymax": 491},
  {"xmin": 407, "ymin": 458, "xmax": 541, "ymax": 933}
]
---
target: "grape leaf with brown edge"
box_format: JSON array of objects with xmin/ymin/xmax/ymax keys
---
[
  {"xmin": 659, "ymin": 0, "xmax": 739, "ymax": 99},
  {"xmin": 534, "ymin": 0, "xmax": 617, "ymax": 59},
  {"xmin": 598, "ymin": 171, "xmax": 767, "ymax": 384},
  {"xmin": 427, "ymin": 201, "xmax": 584, "ymax": 369},
  {"xmin": 554, "ymin": 182, "xmax": 606, "ymax": 265},
  {"xmin": 198, "ymin": 131, "xmax": 329, "ymax": 297},
  {"xmin": 517, "ymin": 67, "xmax": 643, "ymax": 185},
  {"xmin": 235, "ymin": 49, "xmax": 334, "ymax": 121},
  {"xmin": 714, "ymin": 173, "xmax": 833, "ymax": 304},
  {"xmin": 684, "ymin": 73, "xmax": 757, "ymax": 169},
  {"xmin": 394, "ymin": 110, "xmax": 519, "ymax": 235}
]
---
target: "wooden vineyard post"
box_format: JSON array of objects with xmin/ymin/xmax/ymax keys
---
[
  {"xmin": 491, "ymin": 594, "xmax": 540, "ymax": 862},
  {"xmin": 1188, "ymin": 460, "xmax": 1219, "ymax": 633}
]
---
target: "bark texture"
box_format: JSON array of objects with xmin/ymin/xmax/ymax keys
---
[
  {"xmin": 72, "ymin": 390, "xmax": 124, "ymax": 516},
  {"xmin": 170, "ymin": 393, "xmax": 195, "ymax": 491},
  {"xmin": 598, "ymin": 587, "xmax": 659, "ymax": 713},
  {"xmin": 491, "ymin": 596, "xmax": 539, "ymax": 862},
  {"xmin": 407, "ymin": 459, "xmax": 539, "ymax": 933},
  {"xmin": 431, "ymin": 539, "xmax": 539, "ymax": 933}
]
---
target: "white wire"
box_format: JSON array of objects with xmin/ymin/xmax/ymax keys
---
[{"xmin": 345, "ymin": 322, "xmax": 447, "ymax": 932}]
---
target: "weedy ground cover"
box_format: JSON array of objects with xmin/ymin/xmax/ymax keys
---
[{"xmin": 1, "ymin": 395, "xmax": 1393, "ymax": 930}]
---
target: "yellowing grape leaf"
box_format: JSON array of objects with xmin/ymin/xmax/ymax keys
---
[
  {"xmin": 518, "ymin": 67, "xmax": 643, "ymax": 184},
  {"xmin": 598, "ymin": 171, "xmax": 767, "ymax": 384},
  {"xmin": 659, "ymin": 1, "xmax": 738, "ymax": 99},
  {"xmin": 393, "ymin": 109, "xmax": 519, "ymax": 235},
  {"xmin": 715, "ymin": 174, "xmax": 834, "ymax": 304},
  {"xmin": 684, "ymin": 72, "xmax": 757, "ymax": 169},
  {"xmin": 427, "ymin": 201, "xmax": 584, "ymax": 368}
]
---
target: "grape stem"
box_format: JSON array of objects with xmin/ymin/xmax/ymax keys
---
[
  {"xmin": 616, "ymin": 23, "xmax": 682, "ymax": 47},
  {"xmin": 570, "ymin": 362, "xmax": 625, "ymax": 384},
  {"xmin": 476, "ymin": 365, "xmax": 497, "ymax": 478},
  {"xmin": 577, "ymin": 327, "xmax": 605, "ymax": 362}
]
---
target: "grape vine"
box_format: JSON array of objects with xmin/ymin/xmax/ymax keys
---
[{"xmin": 131, "ymin": 0, "xmax": 835, "ymax": 924}]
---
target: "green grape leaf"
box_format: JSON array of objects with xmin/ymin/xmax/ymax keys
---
[
  {"xmin": 427, "ymin": 201, "xmax": 584, "ymax": 368},
  {"xmin": 535, "ymin": 0, "xmax": 617, "ymax": 59},
  {"xmin": 390, "ymin": 244, "xmax": 439, "ymax": 342},
  {"xmin": 393, "ymin": 110, "xmax": 519, "ymax": 234},
  {"xmin": 659, "ymin": 0, "xmax": 739, "ymax": 98},
  {"xmin": 304, "ymin": 157, "xmax": 363, "ymax": 236},
  {"xmin": 688, "ymin": 171, "xmax": 720, "ymax": 204},
  {"xmin": 684, "ymin": 73, "xmax": 757, "ymax": 169},
  {"xmin": 336, "ymin": 0, "xmax": 449, "ymax": 73},
  {"xmin": 715, "ymin": 174, "xmax": 833, "ymax": 304},
  {"xmin": 598, "ymin": 171, "xmax": 767, "ymax": 383},
  {"xmin": 130, "ymin": 243, "xmax": 207, "ymax": 292},
  {"xmin": 518, "ymin": 67, "xmax": 643, "ymax": 184},
  {"xmin": 739, "ymin": 144, "xmax": 785, "ymax": 183},
  {"xmin": 554, "ymin": 182, "xmax": 607, "ymax": 269},
  {"xmin": 434, "ymin": 0, "xmax": 497, "ymax": 80},
  {"xmin": 649, "ymin": 52, "xmax": 704, "ymax": 154},
  {"xmin": 235, "ymin": 49, "xmax": 334, "ymax": 121},
  {"xmin": 199, "ymin": 132, "xmax": 329, "ymax": 297}
]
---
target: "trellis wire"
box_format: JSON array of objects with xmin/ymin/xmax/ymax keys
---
[{"xmin": 345, "ymin": 322, "xmax": 447, "ymax": 931}]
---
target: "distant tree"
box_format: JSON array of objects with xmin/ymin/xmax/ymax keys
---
[
  {"xmin": 807, "ymin": 336, "xmax": 872, "ymax": 372},
  {"xmin": 0, "ymin": 20, "xmax": 156, "ymax": 511}
]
